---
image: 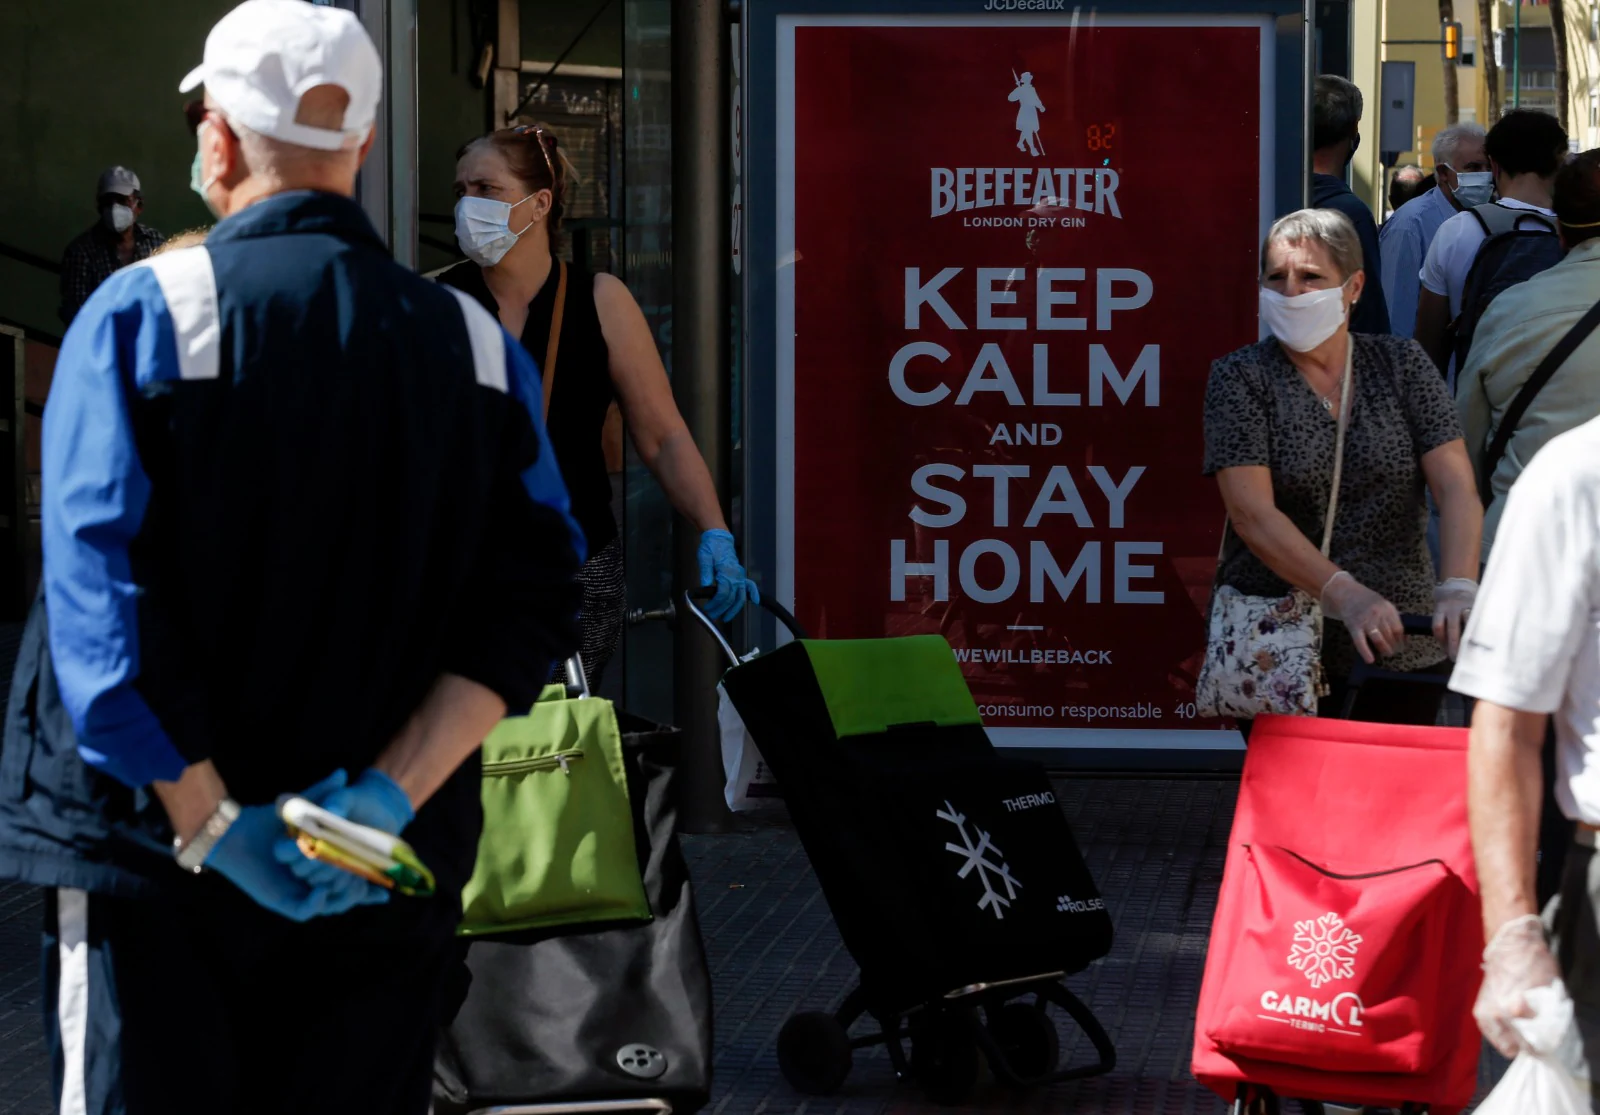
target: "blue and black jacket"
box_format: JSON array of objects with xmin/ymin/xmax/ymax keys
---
[{"xmin": 0, "ymin": 191, "xmax": 584, "ymax": 897}]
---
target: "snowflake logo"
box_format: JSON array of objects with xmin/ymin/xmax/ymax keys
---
[
  {"xmin": 937, "ymin": 801, "xmax": 1020, "ymax": 920},
  {"xmin": 1287, "ymin": 912, "xmax": 1363, "ymax": 989}
]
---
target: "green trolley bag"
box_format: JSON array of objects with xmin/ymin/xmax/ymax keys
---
[{"xmin": 459, "ymin": 677, "xmax": 651, "ymax": 935}]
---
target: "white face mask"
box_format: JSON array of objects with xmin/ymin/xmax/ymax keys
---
[
  {"xmin": 455, "ymin": 193, "xmax": 536, "ymax": 267},
  {"xmin": 106, "ymin": 204, "xmax": 135, "ymax": 233},
  {"xmin": 191, "ymin": 120, "xmax": 224, "ymax": 219},
  {"xmin": 1450, "ymin": 170, "xmax": 1494, "ymax": 209},
  {"xmin": 1259, "ymin": 282, "xmax": 1351, "ymax": 353}
]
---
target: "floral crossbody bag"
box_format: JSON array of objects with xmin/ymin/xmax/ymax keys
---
[{"xmin": 1195, "ymin": 347, "xmax": 1352, "ymax": 720}]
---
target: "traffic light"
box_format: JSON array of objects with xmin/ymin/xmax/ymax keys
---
[{"xmin": 1442, "ymin": 20, "xmax": 1463, "ymax": 61}]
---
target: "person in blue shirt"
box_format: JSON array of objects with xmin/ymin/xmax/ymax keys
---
[
  {"xmin": 1379, "ymin": 123, "xmax": 1488, "ymax": 337},
  {"xmin": 0, "ymin": 4, "xmax": 581, "ymax": 1113},
  {"xmin": 1386, "ymin": 165, "xmax": 1428, "ymax": 215},
  {"xmin": 1310, "ymin": 75, "xmax": 1391, "ymax": 335}
]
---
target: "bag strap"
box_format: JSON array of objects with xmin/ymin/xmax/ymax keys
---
[
  {"xmin": 540, "ymin": 259, "xmax": 567, "ymax": 422},
  {"xmin": 1316, "ymin": 340, "xmax": 1355, "ymax": 556},
  {"xmin": 1477, "ymin": 296, "xmax": 1600, "ymax": 503},
  {"xmin": 1471, "ymin": 202, "xmax": 1555, "ymax": 239}
]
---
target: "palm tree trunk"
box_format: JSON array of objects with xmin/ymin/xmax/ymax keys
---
[
  {"xmin": 1441, "ymin": 0, "xmax": 1461, "ymax": 123},
  {"xmin": 1551, "ymin": 0, "xmax": 1573, "ymax": 131},
  {"xmin": 1481, "ymin": 0, "xmax": 1502, "ymax": 121}
]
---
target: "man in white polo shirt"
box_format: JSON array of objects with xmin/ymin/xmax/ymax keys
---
[{"xmin": 1455, "ymin": 414, "xmax": 1600, "ymax": 1073}]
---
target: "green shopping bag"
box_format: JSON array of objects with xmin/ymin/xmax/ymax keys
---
[{"xmin": 459, "ymin": 684, "xmax": 651, "ymax": 936}]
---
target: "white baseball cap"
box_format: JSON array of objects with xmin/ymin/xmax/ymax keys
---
[{"xmin": 179, "ymin": 0, "xmax": 382, "ymax": 152}]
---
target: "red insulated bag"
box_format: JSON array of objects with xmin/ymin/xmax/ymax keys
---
[{"xmin": 1206, "ymin": 844, "xmax": 1469, "ymax": 1075}]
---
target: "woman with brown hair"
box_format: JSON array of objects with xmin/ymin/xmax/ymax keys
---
[{"xmin": 439, "ymin": 125, "xmax": 755, "ymax": 688}]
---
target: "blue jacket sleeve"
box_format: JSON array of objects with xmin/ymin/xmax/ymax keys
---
[
  {"xmin": 42, "ymin": 268, "xmax": 190, "ymax": 788},
  {"xmin": 440, "ymin": 331, "xmax": 585, "ymax": 711}
]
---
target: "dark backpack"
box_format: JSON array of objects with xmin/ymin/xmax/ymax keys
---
[{"xmin": 1452, "ymin": 203, "xmax": 1563, "ymax": 369}]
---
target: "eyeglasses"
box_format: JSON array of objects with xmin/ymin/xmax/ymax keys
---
[{"xmin": 511, "ymin": 123, "xmax": 559, "ymax": 187}]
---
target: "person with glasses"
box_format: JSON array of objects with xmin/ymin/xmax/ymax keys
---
[
  {"xmin": 58, "ymin": 166, "xmax": 166, "ymax": 326},
  {"xmin": 440, "ymin": 124, "xmax": 758, "ymax": 689}
]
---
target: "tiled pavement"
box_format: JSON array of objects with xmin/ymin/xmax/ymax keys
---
[
  {"xmin": 684, "ymin": 779, "xmax": 1242, "ymax": 1115},
  {"xmin": 0, "ymin": 775, "xmax": 1251, "ymax": 1115}
]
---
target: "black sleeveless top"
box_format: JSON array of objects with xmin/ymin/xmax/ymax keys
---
[{"xmin": 439, "ymin": 261, "xmax": 617, "ymax": 554}]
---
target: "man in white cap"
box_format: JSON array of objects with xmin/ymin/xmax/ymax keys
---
[
  {"xmin": 58, "ymin": 165, "xmax": 166, "ymax": 325},
  {"xmin": 0, "ymin": 3, "xmax": 583, "ymax": 1112}
]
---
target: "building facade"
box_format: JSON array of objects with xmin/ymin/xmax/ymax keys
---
[{"xmin": 1341, "ymin": 0, "xmax": 1600, "ymax": 215}]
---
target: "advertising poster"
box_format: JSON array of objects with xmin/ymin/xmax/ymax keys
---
[{"xmin": 774, "ymin": 16, "xmax": 1275, "ymax": 749}]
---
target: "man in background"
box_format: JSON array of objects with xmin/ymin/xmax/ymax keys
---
[
  {"xmin": 1380, "ymin": 123, "xmax": 1489, "ymax": 337},
  {"xmin": 1459, "ymin": 149, "xmax": 1600, "ymax": 556},
  {"xmin": 1311, "ymin": 74, "xmax": 1391, "ymax": 334},
  {"xmin": 1388, "ymin": 164, "xmax": 1428, "ymax": 216},
  {"xmin": 58, "ymin": 166, "xmax": 165, "ymax": 326},
  {"xmin": 1416, "ymin": 109, "xmax": 1568, "ymax": 376}
]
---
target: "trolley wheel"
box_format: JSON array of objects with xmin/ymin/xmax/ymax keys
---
[
  {"xmin": 1230, "ymin": 1091, "xmax": 1283, "ymax": 1115},
  {"xmin": 910, "ymin": 1011, "xmax": 981, "ymax": 1105},
  {"xmin": 987, "ymin": 1001, "xmax": 1061, "ymax": 1082},
  {"xmin": 777, "ymin": 1011, "xmax": 853, "ymax": 1096}
]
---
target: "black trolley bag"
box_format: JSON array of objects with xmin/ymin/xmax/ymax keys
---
[
  {"xmin": 433, "ymin": 672, "xmax": 713, "ymax": 1115},
  {"xmin": 693, "ymin": 592, "xmax": 1115, "ymax": 1103}
]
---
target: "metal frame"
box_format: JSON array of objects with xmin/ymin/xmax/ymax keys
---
[
  {"xmin": 671, "ymin": 0, "xmax": 737, "ymax": 833},
  {"xmin": 469, "ymin": 1099, "xmax": 674, "ymax": 1115},
  {"xmin": 740, "ymin": 0, "xmax": 1313, "ymax": 768},
  {"xmin": 388, "ymin": 0, "xmax": 420, "ymax": 269},
  {"xmin": 787, "ymin": 973, "xmax": 1114, "ymax": 1097},
  {"xmin": 334, "ymin": 0, "xmax": 419, "ymax": 268}
]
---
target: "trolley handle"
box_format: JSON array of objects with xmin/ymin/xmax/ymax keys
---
[
  {"xmin": 684, "ymin": 586, "xmax": 808, "ymax": 639},
  {"xmin": 561, "ymin": 655, "xmax": 590, "ymax": 700},
  {"xmin": 680, "ymin": 587, "xmax": 809, "ymax": 670},
  {"xmin": 1399, "ymin": 613, "xmax": 1434, "ymax": 637}
]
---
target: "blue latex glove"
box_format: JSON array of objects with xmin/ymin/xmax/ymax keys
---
[
  {"xmin": 697, "ymin": 529, "xmax": 759, "ymax": 622},
  {"xmin": 275, "ymin": 768, "xmax": 415, "ymax": 892},
  {"xmin": 314, "ymin": 767, "xmax": 415, "ymax": 834},
  {"xmin": 206, "ymin": 770, "xmax": 388, "ymax": 922}
]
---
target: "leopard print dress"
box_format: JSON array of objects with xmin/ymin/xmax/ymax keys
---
[{"xmin": 1202, "ymin": 333, "xmax": 1464, "ymax": 680}]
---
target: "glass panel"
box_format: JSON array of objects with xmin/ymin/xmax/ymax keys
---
[
  {"xmin": 621, "ymin": 0, "xmax": 675, "ymax": 723},
  {"xmin": 511, "ymin": 73, "xmax": 623, "ymax": 275}
]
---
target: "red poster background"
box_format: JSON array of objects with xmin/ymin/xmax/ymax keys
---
[{"xmin": 790, "ymin": 23, "xmax": 1265, "ymax": 735}]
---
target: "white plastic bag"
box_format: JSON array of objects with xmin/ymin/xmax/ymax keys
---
[
  {"xmin": 1476, "ymin": 981, "xmax": 1591, "ymax": 1115},
  {"xmin": 718, "ymin": 683, "xmax": 778, "ymax": 812}
]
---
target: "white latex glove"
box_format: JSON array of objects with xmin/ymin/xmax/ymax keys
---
[
  {"xmin": 1321, "ymin": 571, "xmax": 1405, "ymax": 665},
  {"xmin": 1433, "ymin": 577, "xmax": 1478, "ymax": 660},
  {"xmin": 1476, "ymin": 914, "xmax": 1563, "ymax": 1058}
]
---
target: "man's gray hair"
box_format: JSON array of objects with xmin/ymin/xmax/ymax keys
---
[
  {"xmin": 1312, "ymin": 75, "xmax": 1364, "ymax": 151},
  {"xmin": 232, "ymin": 118, "xmax": 359, "ymax": 181},
  {"xmin": 1432, "ymin": 122, "xmax": 1487, "ymax": 167},
  {"xmin": 1260, "ymin": 208, "xmax": 1364, "ymax": 281}
]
